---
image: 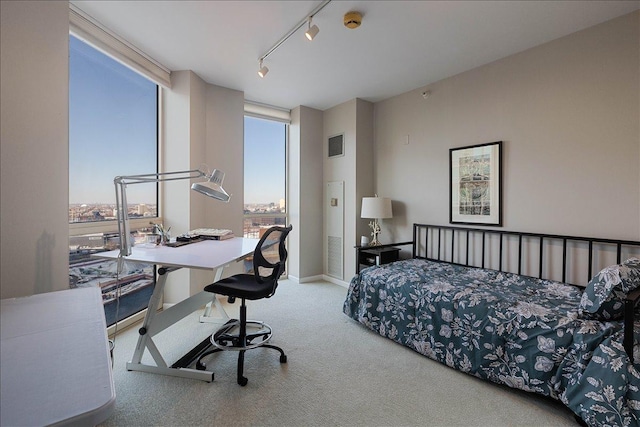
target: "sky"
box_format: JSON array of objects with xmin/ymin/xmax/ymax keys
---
[
  {"xmin": 69, "ymin": 36, "xmax": 285, "ymax": 206},
  {"xmin": 243, "ymin": 116, "xmax": 286, "ymax": 204},
  {"xmin": 69, "ymin": 35, "xmax": 157, "ymax": 205}
]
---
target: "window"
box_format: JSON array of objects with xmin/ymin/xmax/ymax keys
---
[
  {"xmin": 68, "ymin": 35, "xmax": 158, "ymax": 326},
  {"xmin": 69, "ymin": 35, "xmax": 158, "ymax": 223},
  {"xmin": 243, "ymin": 116, "xmax": 287, "ymax": 238}
]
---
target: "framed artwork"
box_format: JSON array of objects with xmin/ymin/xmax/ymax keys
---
[{"xmin": 449, "ymin": 141, "xmax": 502, "ymax": 226}]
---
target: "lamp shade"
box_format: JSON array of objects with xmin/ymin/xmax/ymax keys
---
[
  {"xmin": 190, "ymin": 169, "xmax": 230, "ymax": 202},
  {"xmin": 305, "ymin": 24, "xmax": 319, "ymax": 40},
  {"xmin": 361, "ymin": 197, "xmax": 393, "ymax": 219},
  {"xmin": 191, "ymin": 182, "xmax": 230, "ymax": 202}
]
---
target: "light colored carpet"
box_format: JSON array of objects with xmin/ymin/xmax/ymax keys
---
[{"xmin": 101, "ymin": 279, "xmax": 578, "ymax": 427}]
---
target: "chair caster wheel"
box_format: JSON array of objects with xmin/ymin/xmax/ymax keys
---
[
  {"xmin": 196, "ymin": 361, "xmax": 206, "ymax": 371},
  {"xmin": 238, "ymin": 376, "xmax": 248, "ymax": 386},
  {"xmin": 280, "ymin": 354, "xmax": 287, "ymax": 363}
]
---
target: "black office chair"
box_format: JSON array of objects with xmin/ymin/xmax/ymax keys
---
[{"xmin": 196, "ymin": 225, "xmax": 292, "ymax": 386}]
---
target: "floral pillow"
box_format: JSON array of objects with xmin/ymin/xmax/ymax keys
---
[{"xmin": 578, "ymin": 257, "xmax": 640, "ymax": 320}]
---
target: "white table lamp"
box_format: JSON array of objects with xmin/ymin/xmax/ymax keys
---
[{"xmin": 361, "ymin": 196, "xmax": 393, "ymax": 246}]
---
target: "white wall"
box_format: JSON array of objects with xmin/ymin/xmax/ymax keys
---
[
  {"xmin": 374, "ymin": 11, "xmax": 640, "ymax": 242},
  {"xmin": 0, "ymin": 0, "xmax": 70, "ymax": 299}
]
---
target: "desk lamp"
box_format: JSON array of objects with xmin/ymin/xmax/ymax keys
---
[
  {"xmin": 361, "ymin": 196, "xmax": 393, "ymax": 246},
  {"xmin": 114, "ymin": 168, "xmax": 230, "ymax": 263}
]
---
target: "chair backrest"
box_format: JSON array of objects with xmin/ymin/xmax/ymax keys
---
[{"xmin": 252, "ymin": 225, "xmax": 292, "ymax": 295}]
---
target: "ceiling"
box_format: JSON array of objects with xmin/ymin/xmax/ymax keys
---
[{"xmin": 70, "ymin": 1, "xmax": 639, "ymax": 111}]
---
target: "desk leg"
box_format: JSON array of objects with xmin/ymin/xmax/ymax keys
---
[
  {"xmin": 129, "ymin": 266, "xmax": 172, "ymax": 366},
  {"xmin": 126, "ymin": 266, "xmax": 214, "ymax": 382},
  {"xmin": 200, "ymin": 265, "xmax": 231, "ymax": 323}
]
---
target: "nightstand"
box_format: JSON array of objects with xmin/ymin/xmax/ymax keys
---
[{"xmin": 356, "ymin": 246, "xmax": 400, "ymax": 273}]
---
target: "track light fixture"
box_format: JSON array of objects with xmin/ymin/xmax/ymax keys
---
[
  {"xmin": 305, "ymin": 17, "xmax": 320, "ymax": 41},
  {"xmin": 256, "ymin": 0, "xmax": 332, "ymax": 78},
  {"xmin": 258, "ymin": 59, "xmax": 269, "ymax": 78}
]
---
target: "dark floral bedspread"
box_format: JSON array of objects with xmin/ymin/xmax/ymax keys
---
[{"xmin": 343, "ymin": 259, "xmax": 640, "ymax": 426}]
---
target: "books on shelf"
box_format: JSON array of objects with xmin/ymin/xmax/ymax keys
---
[{"xmin": 188, "ymin": 228, "xmax": 234, "ymax": 240}]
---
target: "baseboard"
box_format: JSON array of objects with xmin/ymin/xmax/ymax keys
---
[
  {"xmin": 299, "ymin": 274, "xmax": 324, "ymax": 283},
  {"xmin": 322, "ymin": 275, "xmax": 350, "ymax": 288},
  {"xmin": 288, "ymin": 274, "xmax": 346, "ymax": 286}
]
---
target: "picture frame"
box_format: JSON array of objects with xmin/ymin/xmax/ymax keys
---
[{"xmin": 449, "ymin": 141, "xmax": 502, "ymax": 226}]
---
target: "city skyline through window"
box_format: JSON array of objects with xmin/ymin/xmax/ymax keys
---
[
  {"xmin": 69, "ymin": 35, "xmax": 158, "ymax": 223},
  {"xmin": 243, "ymin": 116, "xmax": 287, "ymax": 238},
  {"xmin": 69, "ymin": 36, "xmax": 158, "ymax": 326}
]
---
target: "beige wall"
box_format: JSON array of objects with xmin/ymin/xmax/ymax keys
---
[
  {"xmin": 289, "ymin": 106, "xmax": 323, "ymax": 281},
  {"xmin": 163, "ymin": 71, "xmax": 245, "ymax": 303},
  {"xmin": 323, "ymin": 99, "xmax": 374, "ymax": 281},
  {"xmin": 1, "ymin": 0, "xmax": 70, "ymax": 299},
  {"xmin": 323, "ymin": 101, "xmax": 355, "ymax": 282},
  {"xmin": 355, "ymin": 100, "xmax": 375, "ymax": 245},
  {"xmin": 162, "ymin": 70, "xmax": 206, "ymax": 303},
  {"xmin": 204, "ymin": 85, "xmax": 245, "ymax": 237},
  {"xmin": 374, "ymin": 11, "xmax": 640, "ymax": 243},
  {"xmin": 289, "ymin": 108, "xmax": 302, "ymax": 279}
]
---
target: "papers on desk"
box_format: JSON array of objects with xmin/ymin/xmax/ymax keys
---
[{"xmin": 188, "ymin": 228, "xmax": 234, "ymax": 240}]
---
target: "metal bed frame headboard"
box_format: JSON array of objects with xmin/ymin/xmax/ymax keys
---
[
  {"xmin": 412, "ymin": 223, "xmax": 640, "ymax": 286},
  {"xmin": 410, "ymin": 223, "xmax": 640, "ymax": 361},
  {"xmin": 355, "ymin": 224, "xmax": 639, "ymax": 360}
]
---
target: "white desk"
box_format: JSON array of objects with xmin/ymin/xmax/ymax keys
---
[
  {"xmin": 0, "ymin": 287, "xmax": 115, "ymax": 426},
  {"xmin": 94, "ymin": 237, "xmax": 258, "ymax": 381}
]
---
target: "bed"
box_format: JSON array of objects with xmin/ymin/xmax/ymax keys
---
[{"xmin": 344, "ymin": 224, "xmax": 640, "ymax": 426}]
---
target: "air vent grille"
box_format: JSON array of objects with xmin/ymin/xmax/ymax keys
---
[
  {"xmin": 328, "ymin": 134, "xmax": 344, "ymax": 158},
  {"xmin": 328, "ymin": 236, "xmax": 343, "ymax": 279}
]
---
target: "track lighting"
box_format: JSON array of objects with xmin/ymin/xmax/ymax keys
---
[
  {"xmin": 258, "ymin": 59, "xmax": 269, "ymax": 78},
  {"xmin": 305, "ymin": 17, "xmax": 319, "ymax": 41},
  {"xmin": 256, "ymin": 0, "xmax": 332, "ymax": 78}
]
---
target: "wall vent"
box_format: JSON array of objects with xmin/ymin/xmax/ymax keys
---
[
  {"xmin": 327, "ymin": 236, "xmax": 343, "ymax": 279},
  {"xmin": 328, "ymin": 134, "xmax": 344, "ymax": 158}
]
